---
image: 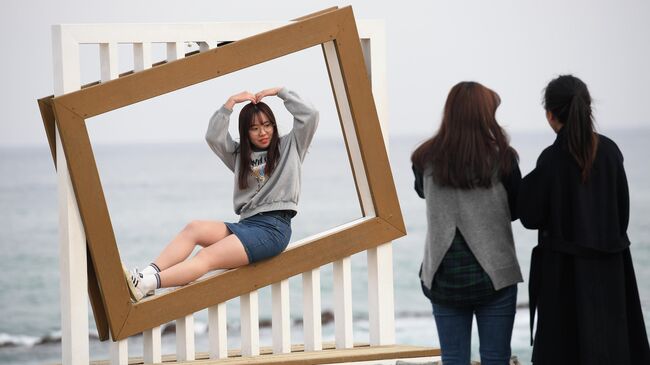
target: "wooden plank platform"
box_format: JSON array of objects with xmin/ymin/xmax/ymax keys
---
[{"xmin": 88, "ymin": 343, "xmax": 440, "ymax": 365}]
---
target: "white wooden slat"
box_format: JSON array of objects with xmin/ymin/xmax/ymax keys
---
[
  {"xmin": 302, "ymin": 268, "xmax": 322, "ymax": 351},
  {"xmin": 52, "ymin": 24, "xmax": 88, "ymax": 365},
  {"xmin": 52, "ymin": 25, "xmax": 81, "ymax": 95},
  {"xmin": 99, "ymin": 42, "xmax": 119, "ymax": 82},
  {"xmin": 368, "ymin": 243, "xmax": 395, "ymax": 345},
  {"xmin": 272, "ymin": 279, "xmax": 291, "ymax": 354},
  {"xmin": 56, "ymin": 133, "xmax": 89, "ymax": 365},
  {"xmin": 176, "ymin": 314, "xmax": 195, "ymax": 361},
  {"xmin": 166, "ymin": 41, "xmax": 184, "ymax": 61},
  {"xmin": 333, "ymin": 257, "xmax": 353, "ymax": 348},
  {"xmin": 143, "ymin": 326, "xmax": 161, "ymax": 364},
  {"xmin": 208, "ymin": 302, "xmax": 228, "ymax": 359},
  {"xmin": 109, "ymin": 338, "xmax": 128, "ymax": 365},
  {"xmin": 360, "ymin": 28, "xmax": 396, "ymax": 347},
  {"xmin": 240, "ymin": 291, "xmax": 260, "ymax": 356},
  {"xmin": 133, "ymin": 42, "xmax": 152, "ymax": 71}
]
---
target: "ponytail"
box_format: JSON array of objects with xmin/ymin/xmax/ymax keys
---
[{"xmin": 544, "ymin": 75, "xmax": 598, "ymax": 183}]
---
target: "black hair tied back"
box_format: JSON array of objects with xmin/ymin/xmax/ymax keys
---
[{"xmin": 544, "ymin": 75, "xmax": 599, "ymax": 183}]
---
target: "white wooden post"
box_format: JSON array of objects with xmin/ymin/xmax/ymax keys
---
[
  {"xmin": 272, "ymin": 279, "xmax": 291, "ymax": 353},
  {"xmin": 303, "ymin": 268, "xmax": 322, "ymax": 351},
  {"xmin": 333, "ymin": 257, "xmax": 353, "ymax": 348},
  {"xmin": 208, "ymin": 302, "xmax": 228, "ymax": 359},
  {"xmin": 52, "ymin": 25, "xmax": 89, "ymax": 365},
  {"xmin": 240, "ymin": 291, "xmax": 260, "ymax": 356},
  {"xmin": 133, "ymin": 42, "xmax": 152, "ymax": 71},
  {"xmin": 99, "ymin": 41, "xmax": 132, "ymax": 363},
  {"xmin": 99, "ymin": 42, "xmax": 119, "ymax": 82},
  {"xmin": 143, "ymin": 326, "xmax": 162, "ymax": 364},
  {"xmin": 325, "ymin": 37, "xmax": 394, "ymax": 347},
  {"xmin": 109, "ymin": 335, "xmax": 128, "ymax": 365},
  {"xmin": 135, "ymin": 40, "xmax": 172, "ymax": 361},
  {"xmin": 360, "ymin": 26, "xmax": 396, "ymax": 346},
  {"xmin": 367, "ymin": 245, "xmax": 395, "ymax": 345},
  {"xmin": 176, "ymin": 314, "xmax": 195, "ymax": 361},
  {"xmin": 166, "ymin": 41, "xmax": 185, "ymax": 61}
]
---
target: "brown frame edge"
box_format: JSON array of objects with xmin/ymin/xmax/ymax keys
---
[{"xmin": 38, "ymin": 95, "xmax": 111, "ymax": 340}]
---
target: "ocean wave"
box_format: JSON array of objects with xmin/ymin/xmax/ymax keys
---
[{"xmin": 0, "ymin": 332, "xmax": 51, "ymax": 348}]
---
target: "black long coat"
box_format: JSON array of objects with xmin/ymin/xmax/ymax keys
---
[{"xmin": 519, "ymin": 128, "xmax": 650, "ymax": 364}]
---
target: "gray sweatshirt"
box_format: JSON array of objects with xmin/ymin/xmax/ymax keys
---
[{"xmin": 205, "ymin": 88, "xmax": 319, "ymax": 219}]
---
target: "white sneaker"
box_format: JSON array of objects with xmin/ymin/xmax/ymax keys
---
[
  {"xmin": 130, "ymin": 267, "xmax": 155, "ymax": 296},
  {"xmin": 123, "ymin": 266, "xmax": 148, "ymax": 302}
]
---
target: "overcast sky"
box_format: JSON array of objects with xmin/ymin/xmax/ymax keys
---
[{"xmin": 1, "ymin": 0, "xmax": 649, "ymax": 146}]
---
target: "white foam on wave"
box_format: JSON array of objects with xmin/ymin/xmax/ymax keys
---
[{"xmin": 0, "ymin": 332, "xmax": 40, "ymax": 347}]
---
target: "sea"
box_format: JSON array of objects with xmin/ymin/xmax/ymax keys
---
[{"xmin": 1, "ymin": 130, "xmax": 649, "ymax": 365}]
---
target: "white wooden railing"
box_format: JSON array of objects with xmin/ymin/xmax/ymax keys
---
[{"xmin": 52, "ymin": 18, "xmax": 394, "ymax": 365}]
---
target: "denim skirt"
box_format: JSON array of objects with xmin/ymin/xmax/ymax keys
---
[{"xmin": 225, "ymin": 210, "xmax": 293, "ymax": 263}]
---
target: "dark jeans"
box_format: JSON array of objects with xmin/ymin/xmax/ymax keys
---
[{"xmin": 431, "ymin": 285, "xmax": 517, "ymax": 365}]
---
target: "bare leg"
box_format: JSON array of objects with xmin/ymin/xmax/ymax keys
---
[
  {"xmin": 153, "ymin": 220, "xmax": 231, "ymax": 270},
  {"xmin": 158, "ymin": 234, "xmax": 249, "ymax": 287}
]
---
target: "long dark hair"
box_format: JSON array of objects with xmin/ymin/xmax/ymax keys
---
[
  {"xmin": 544, "ymin": 75, "xmax": 598, "ymax": 183},
  {"xmin": 411, "ymin": 81, "xmax": 517, "ymax": 189},
  {"xmin": 237, "ymin": 102, "xmax": 280, "ymax": 190}
]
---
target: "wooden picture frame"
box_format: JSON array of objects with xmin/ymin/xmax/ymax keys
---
[{"xmin": 38, "ymin": 6, "xmax": 405, "ymax": 341}]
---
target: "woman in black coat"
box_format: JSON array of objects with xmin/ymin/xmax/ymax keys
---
[{"xmin": 519, "ymin": 74, "xmax": 650, "ymax": 364}]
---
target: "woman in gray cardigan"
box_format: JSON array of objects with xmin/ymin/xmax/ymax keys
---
[
  {"xmin": 412, "ymin": 81, "xmax": 522, "ymax": 365},
  {"xmin": 124, "ymin": 87, "xmax": 319, "ymax": 302}
]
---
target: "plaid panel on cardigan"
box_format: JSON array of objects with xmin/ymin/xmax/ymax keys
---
[{"xmin": 429, "ymin": 228, "xmax": 498, "ymax": 307}]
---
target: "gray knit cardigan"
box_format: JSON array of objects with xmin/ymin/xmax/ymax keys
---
[{"xmin": 419, "ymin": 167, "xmax": 523, "ymax": 291}]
